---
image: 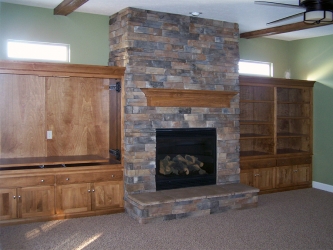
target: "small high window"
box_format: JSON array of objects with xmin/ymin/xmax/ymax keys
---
[
  {"xmin": 239, "ymin": 60, "xmax": 273, "ymax": 77},
  {"xmin": 7, "ymin": 40, "xmax": 70, "ymax": 62}
]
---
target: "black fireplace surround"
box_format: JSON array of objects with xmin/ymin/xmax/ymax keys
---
[{"xmin": 156, "ymin": 128, "xmax": 217, "ymax": 191}]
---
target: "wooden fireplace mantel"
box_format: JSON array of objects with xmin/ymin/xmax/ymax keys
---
[{"xmin": 141, "ymin": 88, "xmax": 237, "ymax": 108}]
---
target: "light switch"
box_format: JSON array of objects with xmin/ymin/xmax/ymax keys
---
[{"xmin": 47, "ymin": 131, "xmax": 52, "ymax": 139}]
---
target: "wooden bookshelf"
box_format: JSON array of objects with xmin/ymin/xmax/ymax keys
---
[{"xmin": 239, "ymin": 75, "xmax": 314, "ymax": 194}]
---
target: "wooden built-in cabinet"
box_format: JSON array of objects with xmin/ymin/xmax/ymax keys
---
[
  {"xmin": 0, "ymin": 174, "xmax": 55, "ymax": 221},
  {"xmin": 239, "ymin": 76, "xmax": 314, "ymax": 194},
  {"xmin": 56, "ymin": 169, "xmax": 123, "ymax": 214},
  {"xmin": 0, "ymin": 61, "xmax": 125, "ymax": 225}
]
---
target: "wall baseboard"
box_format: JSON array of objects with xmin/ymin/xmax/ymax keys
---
[{"xmin": 312, "ymin": 181, "xmax": 333, "ymax": 193}]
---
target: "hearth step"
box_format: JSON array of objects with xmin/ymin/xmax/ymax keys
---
[{"xmin": 125, "ymin": 183, "xmax": 259, "ymax": 224}]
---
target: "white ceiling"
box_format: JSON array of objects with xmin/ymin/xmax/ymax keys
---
[{"xmin": 1, "ymin": 0, "xmax": 333, "ymax": 41}]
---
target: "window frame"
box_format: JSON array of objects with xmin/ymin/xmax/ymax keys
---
[
  {"xmin": 7, "ymin": 39, "xmax": 70, "ymax": 63},
  {"xmin": 238, "ymin": 59, "xmax": 273, "ymax": 77}
]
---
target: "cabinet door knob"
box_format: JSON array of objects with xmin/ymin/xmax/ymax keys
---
[
  {"xmin": 66, "ymin": 178, "xmax": 70, "ymax": 181},
  {"xmin": 41, "ymin": 179, "xmax": 44, "ymax": 182},
  {"xmin": 88, "ymin": 190, "xmax": 91, "ymax": 193},
  {"xmin": 18, "ymin": 196, "xmax": 21, "ymax": 199},
  {"xmin": 92, "ymin": 189, "xmax": 95, "ymax": 192},
  {"xmin": 13, "ymin": 196, "xmax": 16, "ymax": 199},
  {"xmin": 111, "ymin": 175, "xmax": 114, "ymax": 178}
]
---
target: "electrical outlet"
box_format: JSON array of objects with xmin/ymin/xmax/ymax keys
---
[{"xmin": 47, "ymin": 131, "xmax": 52, "ymax": 139}]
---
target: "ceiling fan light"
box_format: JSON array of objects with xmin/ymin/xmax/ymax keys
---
[
  {"xmin": 189, "ymin": 12, "xmax": 202, "ymax": 17},
  {"xmin": 304, "ymin": 10, "xmax": 333, "ymax": 24}
]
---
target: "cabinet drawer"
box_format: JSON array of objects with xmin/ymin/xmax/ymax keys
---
[
  {"xmin": 240, "ymin": 159, "xmax": 276, "ymax": 169},
  {"xmin": 56, "ymin": 171, "xmax": 123, "ymax": 185},
  {"xmin": 277, "ymin": 157, "xmax": 312, "ymax": 166},
  {"xmin": 0, "ymin": 175, "xmax": 55, "ymax": 188}
]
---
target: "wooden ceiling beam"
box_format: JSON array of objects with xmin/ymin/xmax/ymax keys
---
[
  {"xmin": 54, "ymin": 0, "xmax": 89, "ymax": 16},
  {"xmin": 240, "ymin": 21, "xmax": 333, "ymax": 39}
]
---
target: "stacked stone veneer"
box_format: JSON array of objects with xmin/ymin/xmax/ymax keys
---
[
  {"xmin": 109, "ymin": 8, "xmax": 240, "ymax": 199},
  {"xmin": 126, "ymin": 183, "xmax": 259, "ymax": 224}
]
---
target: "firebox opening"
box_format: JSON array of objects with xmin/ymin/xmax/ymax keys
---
[{"xmin": 156, "ymin": 128, "xmax": 217, "ymax": 191}]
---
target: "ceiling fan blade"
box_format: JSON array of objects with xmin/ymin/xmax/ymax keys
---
[
  {"xmin": 255, "ymin": 1, "xmax": 305, "ymax": 9},
  {"xmin": 267, "ymin": 12, "xmax": 304, "ymax": 24},
  {"xmin": 240, "ymin": 21, "xmax": 333, "ymax": 39}
]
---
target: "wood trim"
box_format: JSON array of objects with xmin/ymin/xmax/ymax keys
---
[
  {"xmin": 54, "ymin": 0, "xmax": 89, "ymax": 16},
  {"xmin": 240, "ymin": 22, "xmax": 333, "ymax": 39},
  {"xmin": 258, "ymin": 184, "xmax": 312, "ymax": 195},
  {"xmin": 0, "ymin": 164, "xmax": 123, "ymax": 176},
  {"xmin": 0, "ymin": 155, "xmax": 109, "ymax": 168},
  {"xmin": 141, "ymin": 88, "xmax": 237, "ymax": 108},
  {"xmin": 0, "ymin": 61, "xmax": 125, "ymax": 78},
  {"xmin": 239, "ymin": 75, "xmax": 315, "ymax": 87},
  {"xmin": 273, "ymin": 87, "xmax": 277, "ymax": 155}
]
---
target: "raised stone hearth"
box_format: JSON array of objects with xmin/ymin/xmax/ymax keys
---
[{"xmin": 126, "ymin": 184, "xmax": 259, "ymax": 224}]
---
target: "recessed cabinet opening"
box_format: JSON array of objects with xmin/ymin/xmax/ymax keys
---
[
  {"xmin": 277, "ymin": 137, "xmax": 311, "ymax": 154},
  {"xmin": 240, "ymin": 138, "xmax": 275, "ymax": 157},
  {"xmin": 240, "ymin": 124, "xmax": 273, "ymax": 137},
  {"xmin": 240, "ymin": 84, "xmax": 274, "ymax": 157},
  {"xmin": 0, "ymin": 62, "xmax": 124, "ymax": 169},
  {"xmin": 276, "ymin": 87, "xmax": 311, "ymax": 155}
]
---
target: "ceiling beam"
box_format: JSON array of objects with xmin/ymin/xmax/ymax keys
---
[
  {"xmin": 240, "ymin": 21, "xmax": 333, "ymax": 39},
  {"xmin": 54, "ymin": 0, "xmax": 89, "ymax": 16}
]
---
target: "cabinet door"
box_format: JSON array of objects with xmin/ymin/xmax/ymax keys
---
[
  {"xmin": 294, "ymin": 164, "xmax": 311, "ymax": 185},
  {"xmin": 240, "ymin": 170, "xmax": 254, "ymax": 187},
  {"xmin": 56, "ymin": 183, "xmax": 91, "ymax": 214},
  {"xmin": 0, "ymin": 188, "xmax": 17, "ymax": 220},
  {"xmin": 254, "ymin": 168, "xmax": 276, "ymax": 190},
  {"xmin": 92, "ymin": 181, "xmax": 123, "ymax": 210},
  {"xmin": 276, "ymin": 166, "xmax": 293, "ymax": 188},
  {"xmin": 18, "ymin": 186, "xmax": 55, "ymax": 219}
]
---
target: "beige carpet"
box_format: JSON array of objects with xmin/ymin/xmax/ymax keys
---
[{"xmin": 1, "ymin": 188, "xmax": 333, "ymax": 250}]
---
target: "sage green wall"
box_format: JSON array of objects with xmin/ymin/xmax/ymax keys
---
[
  {"xmin": 289, "ymin": 35, "xmax": 333, "ymax": 186},
  {"xmin": 0, "ymin": 3, "xmax": 109, "ymax": 65},
  {"xmin": 239, "ymin": 38, "xmax": 291, "ymax": 78},
  {"xmin": 240, "ymin": 35, "xmax": 333, "ymax": 187}
]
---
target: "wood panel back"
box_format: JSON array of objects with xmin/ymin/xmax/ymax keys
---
[
  {"xmin": 240, "ymin": 85, "xmax": 274, "ymax": 101},
  {"xmin": 46, "ymin": 77, "xmax": 109, "ymax": 158},
  {"xmin": 277, "ymin": 87, "xmax": 311, "ymax": 103},
  {"xmin": 0, "ymin": 74, "xmax": 46, "ymax": 158},
  {"xmin": 277, "ymin": 118, "xmax": 310, "ymax": 135},
  {"xmin": 240, "ymin": 103, "xmax": 274, "ymax": 122}
]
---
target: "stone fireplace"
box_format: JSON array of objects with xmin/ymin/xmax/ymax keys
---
[{"xmin": 109, "ymin": 7, "xmax": 258, "ymax": 223}]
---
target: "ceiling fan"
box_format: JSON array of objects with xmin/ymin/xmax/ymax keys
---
[{"xmin": 255, "ymin": 0, "xmax": 333, "ymax": 24}]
